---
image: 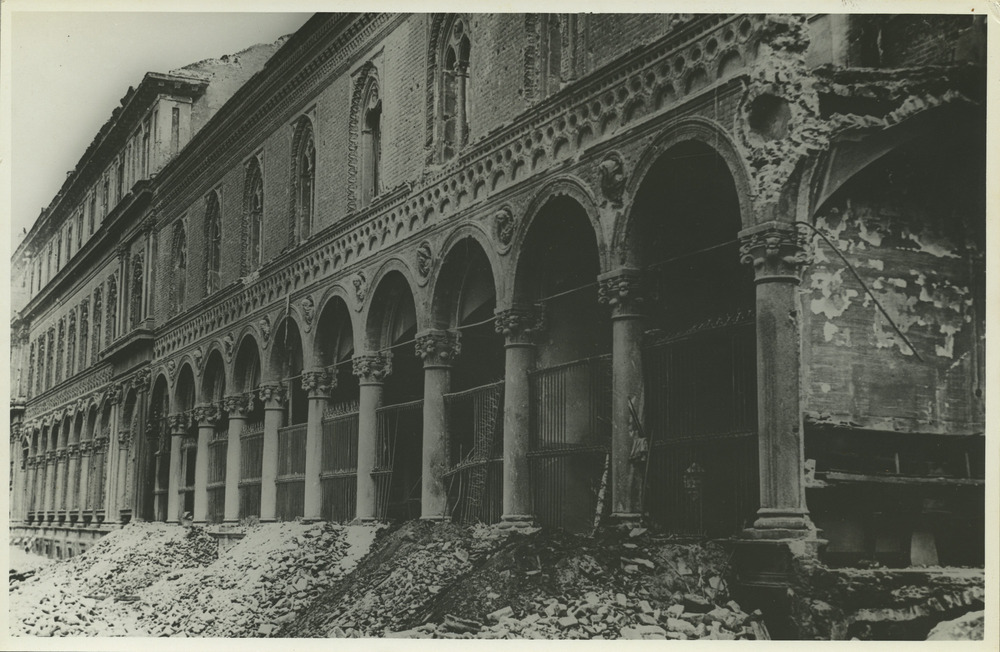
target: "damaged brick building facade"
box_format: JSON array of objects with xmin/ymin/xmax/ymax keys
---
[{"xmin": 9, "ymin": 13, "xmax": 985, "ymax": 580}]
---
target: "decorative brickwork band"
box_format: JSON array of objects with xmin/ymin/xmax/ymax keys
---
[
  {"xmin": 597, "ymin": 268, "xmax": 644, "ymax": 317},
  {"xmin": 414, "ymin": 330, "xmax": 461, "ymax": 367},
  {"xmin": 352, "ymin": 353, "xmax": 392, "ymax": 384},
  {"xmin": 192, "ymin": 403, "xmax": 219, "ymax": 426},
  {"xmin": 494, "ymin": 304, "xmax": 546, "ymax": 346},
  {"xmin": 738, "ymin": 221, "xmax": 809, "ymax": 282},
  {"xmin": 301, "ymin": 368, "xmax": 335, "ymax": 399},
  {"xmin": 258, "ymin": 383, "xmax": 287, "ymax": 409}
]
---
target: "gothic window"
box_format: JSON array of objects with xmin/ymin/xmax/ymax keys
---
[
  {"xmin": 55, "ymin": 231, "xmax": 63, "ymax": 270},
  {"xmin": 92, "ymin": 287, "xmax": 103, "ymax": 360},
  {"xmin": 362, "ymin": 83, "xmax": 382, "ymax": 206},
  {"xmin": 79, "ymin": 302, "xmax": 89, "ymax": 370},
  {"xmin": 89, "ymin": 193, "xmax": 97, "ymax": 235},
  {"xmin": 102, "ymin": 176, "xmax": 110, "ymax": 218},
  {"xmin": 526, "ymin": 14, "xmax": 587, "ymax": 102},
  {"xmin": 170, "ymin": 221, "xmax": 187, "ymax": 315},
  {"xmin": 67, "ymin": 312, "xmax": 76, "ymax": 378},
  {"xmin": 27, "ymin": 343, "xmax": 35, "ymax": 401},
  {"xmin": 56, "ymin": 319, "xmax": 65, "ymax": 384},
  {"xmin": 29, "ymin": 259, "xmax": 35, "ymax": 294},
  {"xmin": 66, "ymin": 223, "xmax": 74, "ymax": 260},
  {"xmin": 37, "ymin": 337, "xmax": 46, "ymax": 394},
  {"xmin": 107, "ymin": 273, "xmax": 118, "ymax": 345},
  {"xmin": 431, "ymin": 15, "xmax": 471, "ymax": 163},
  {"xmin": 116, "ymin": 157, "xmax": 125, "ymax": 203},
  {"xmin": 243, "ymin": 157, "xmax": 264, "ymax": 274},
  {"xmin": 204, "ymin": 192, "xmax": 222, "ymax": 295},
  {"xmin": 130, "ymin": 251, "xmax": 144, "ymax": 328},
  {"xmin": 142, "ymin": 121, "xmax": 150, "ymax": 179},
  {"xmin": 291, "ymin": 118, "xmax": 316, "ymax": 243},
  {"xmin": 76, "ymin": 211, "xmax": 84, "ymax": 249}
]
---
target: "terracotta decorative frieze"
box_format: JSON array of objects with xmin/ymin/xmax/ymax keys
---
[
  {"xmin": 352, "ymin": 353, "xmax": 392, "ymax": 383},
  {"xmin": 598, "ymin": 268, "xmax": 644, "ymax": 316},
  {"xmin": 738, "ymin": 221, "xmax": 809, "ymax": 282},
  {"xmin": 495, "ymin": 304, "xmax": 546, "ymax": 345},
  {"xmin": 415, "ymin": 330, "xmax": 461, "ymax": 367}
]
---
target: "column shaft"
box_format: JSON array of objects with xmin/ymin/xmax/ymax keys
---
[
  {"xmin": 259, "ymin": 388, "xmax": 285, "ymax": 522},
  {"xmin": 501, "ymin": 344, "xmax": 533, "ymax": 522},
  {"xmin": 355, "ymin": 382, "xmax": 382, "ymax": 521},
  {"xmin": 167, "ymin": 425, "xmax": 184, "ymax": 523},
  {"xmin": 224, "ymin": 416, "xmax": 246, "ymax": 523},
  {"xmin": 610, "ymin": 315, "xmax": 644, "ymax": 520},
  {"xmin": 303, "ymin": 397, "xmax": 326, "ymax": 521},
  {"xmin": 421, "ymin": 366, "xmax": 450, "ymax": 519},
  {"xmin": 193, "ymin": 422, "xmax": 213, "ymax": 523}
]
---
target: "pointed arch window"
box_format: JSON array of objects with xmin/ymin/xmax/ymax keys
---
[
  {"xmin": 204, "ymin": 192, "xmax": 222, "ymax": 294},
  {"xmin": 106, "ymin": 273, "xmax": 118, "ymax": 345},
  {"xmin": 92, "ymin": 287, "xmax": 103, "ymax": 361},
  {"xmin": 129, "ymin": 251, "xmax": 145, "ymax": 329},
  {"xmin": 439, "ymin": 16, "xmax": 471, "ymax": 162},
  {"xmin": 244, "ymin": 158, "xmax": 264, "ymax": 273},
  {"xmin": 291, "ymin": 120, "xmax": 316, "ymax": 243},
  {"xmin": 362, "ymin": 83, "xmax": 382, "ymax": 206},
  {"xmin": 79, "ymin": 301, "xmax": 89, "ymax": 370},
  {"xmin": 170, "ymin": 221, "xmax": 187, "ymax": 316}
]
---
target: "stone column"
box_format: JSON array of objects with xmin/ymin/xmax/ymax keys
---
[
  {"xmin": 66, "ymin": 443, "xmax": 80, "ymax": 518},
  {"xmin": 738, "ymin": 221, "xmax": 813, "ymax": 537},
  {"xmin": 598, "ymin": 268, "xmax": 646, "ymax": 525},
  {"xmin": 77, "ymin": 441, "xmax": 92, "ymax": 523},
  {"xmin": 152, "ymin": 432, "xmax": 168, "ymax": 522},
  {"xmin": 166, "ymin": 414, "xmax": 187, "ymax": 523},
  {"xmin": 352, "ymin": 353, "xmax": 392, "ymax": 522},
  {"xmin": 92, "ymin": 435, "xmax": 111, "ymax": 523},
  {"xmin": 26, "ymin": 454, "xmax": 38, "ymax": 521},
  {"xmin": 415, "ymin": 330, "xmax": 461, "ymax": 520},
  {"xmin": 116, "ymin": 428, "xmax": 134, "ymax": 518},
  {"xmin": 495, "ymin": 304, "xmax": 546, "ymax": 526},
  {"xmin": 222, "ymin": 394, "xmax": 249, "ymax": 523},
  {"xmin": 302, "ymin": 369, "xmax": 333, "ymax": 522},
  {"xmin": 192, "ymin": 404, "xmax": 218, "ymax": 524},
  {"xmin": 44, "ymin": 449, "xmax": 57, "ymax": 521},
  {"xmin": 258, "ymin": 383, "xmax": 286, "ymax": 522},
  {"xmin": 55, "ymin": 444, "xmax": 68, "ymax": 518}
]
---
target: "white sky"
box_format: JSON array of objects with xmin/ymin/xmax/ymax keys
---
[{"xmin": 9, "ymin": 11, "xmax": 312, "ymax": 240}]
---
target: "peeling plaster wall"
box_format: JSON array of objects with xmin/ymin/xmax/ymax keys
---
[{"xmin": 801, "ymin": 143, "xmax": 984, "ymax": 436}]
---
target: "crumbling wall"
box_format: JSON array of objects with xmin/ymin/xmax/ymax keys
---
[{"xmin": 801, "ymin": 141, "xmax": 984, "ymax": 436}]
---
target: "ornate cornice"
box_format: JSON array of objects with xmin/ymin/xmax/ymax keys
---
[
  {"xmin": 352, "ymin": 353, "xmax": 392, "ymax": 384},
  {"xmin": 414, "ymin": 330, "xmax": 461, "ymax": 367},
  {"xmin": 597, "ymin": 268, "xmax": 644, "ymax": 317},
  {"xmin": 495, "ymin": 304, "xmax": 546, "ymax": 346},
  {"xmin": 738, "ymin": 221, "xmax": 809, "ymax": 282}
]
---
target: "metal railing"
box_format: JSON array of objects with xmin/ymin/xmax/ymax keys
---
[
  {"xmin": 643, "ymin": 317, "xmax": 758, "ymax": 536},
  {"xmin": 373, "ymin": 399, "xmax": 423, "ymax": 522},
  {"xmin": 239, "ymin": 421, "xmax": 264, "ymax": 519},
  {"xmin": 528, "ymin": 354, "xmax": 612, "ymax": 532},
  {"xmin": 321, "ymin": 411, "xmax": 359, "ymax": 523},
  {"xmin": 275, "ymin": 423, "xmax": 307, "ymax": 521},
  {"xmin": 444, "ymin": 381, "xmax": 504, "ymax": 525}
]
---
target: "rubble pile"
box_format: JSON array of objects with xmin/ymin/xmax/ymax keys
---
[
  {"xmin": 300, "ymin": 522, "xmax": 511, "ymax": 637},
  {"xmin": 9, "ymin": 521, "xmax": 379, "ymax": 637},
  {"xmin": 292, "ymin": 522, "xmax": 764, "ymax": 640},
  {"xmin": 10, "ymin": 523, "xmax": 218, "ymax": 636}
]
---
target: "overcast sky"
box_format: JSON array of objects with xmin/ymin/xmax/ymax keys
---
[{"xmin": 9, "ymin": 11, "xmax": 313, "ymax": 240}]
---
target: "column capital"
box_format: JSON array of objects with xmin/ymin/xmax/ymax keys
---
[
  {"xmin": 79, "ymin": 441, "xmax": 93, "ymax": 455},
  {"xmin": 597, "ymin": 267, "xmax": 644, "ymax": 317},
  {"xmin": 738, "ymin": 221, "xmax": 809, "ymax": 282},
  {"xmin": 56, "ymin": 449, "xmax": 68, "ymax": 461},
  {"xmin": 167, "ymin": 413, "xmax": 191, "ymax": 434},
  {"xmin": 117, "ymin": 428, "xmax": 134, "ymax": 447},
  {"xmin": 353, "ymin": 353, "xmax": 392, "ymax": 384},
  {"xmin": 302, "ymin": 368, "xmax": 335, "ymax": 399},
  {"xmin": 223, "ymin": 393, "xmax": 252, "ymax": 417},
  {"xmin": 67, "ymin": 443, "xmax": 80, "ymax": 456},
  {"xmin": 192, "ymin": 403, "xmax": 220, "ymax": 426},
  {"xmin": 415, "ymin": 330, "xmax": 461, "ymax": 367},
  {"xmin": 92, "ymin": 436, "xmax": 110, "ymax": 451},
  {"xmin": 494, "ymin": 303, "xmax": 546, "ymax": 346},
  {"xmin": 258, "ymin": 382, "xmax": 287, "ymax": 409}
]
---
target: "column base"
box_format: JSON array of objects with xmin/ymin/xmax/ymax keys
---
[
  {"xmin": 607, "ymin": 512, "xmax": 644, "ymax": 530},
  {"xmin": 351, "ymin": 516, "xmax": 379, "ymax": 525},
  {"xmin": 747, "ymin": 508, "xmax": 816, "ymax": 538},
  {"xmin": 498, "ymin": 514, "xmax": 535, "ymax": 529},
  {"xmin": 420, "ymin": 515, "xmax": 451, "ymax": 523}
]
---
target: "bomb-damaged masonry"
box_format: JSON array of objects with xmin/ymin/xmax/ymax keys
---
[{"xmin": 9, "ymin": 13, "xmax": 985, "ymax": 605}]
